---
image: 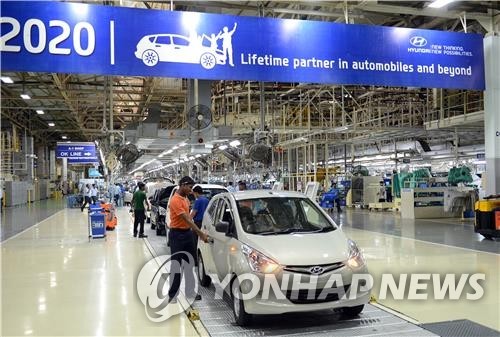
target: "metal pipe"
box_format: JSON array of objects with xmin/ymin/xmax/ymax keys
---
[
  {"xmin": 109, "ymin": 76, "xmax": 114, "ymax": 132},
  {"xmin": 259, "ymin": 81, "xmax": 265, "ymax": 131}
]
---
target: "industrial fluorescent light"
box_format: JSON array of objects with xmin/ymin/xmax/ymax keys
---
[
  {"xmin": 428, "ymin": 0, "xmax": 455, "ymax": 8},
  {"xmin": 48, "ymin": 122, "xmax": 55, "ymax": 127},
  {"xmin": 229, "ymin": 140, "xmax": 241, "ymax": 147},
  {"xmin": 218, "ymin": 145, "xmax": 228, "ymax": 150},
  {"xmin": 36, "ymin": 110, "xmax": 45, "ymax": 115},
  {"xmin": 333, "ymin": 126, "xmax": 349, "ymax": 132},
  {"xmin": 21, "ymin": 94, "xmax": 31, "ymax": 100},
  {"xmin": 1, "ymin": 76, "xmax": 13, "ymax": 83},
  {"xmin": 158, "ymin": 154, "xmax": 164, "ymax": 158},
  {"xmin": 205, "ymin": 143, "xmax": 214, "ymax": 149},
  {"xmin": 61, "ymin": 136, "xmax": 68, "ymax": 140}
]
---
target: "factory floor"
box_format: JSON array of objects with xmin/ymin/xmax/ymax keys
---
[{"xmin": 1, "ymin": 200, "xmax": 498, "ymax": 336}]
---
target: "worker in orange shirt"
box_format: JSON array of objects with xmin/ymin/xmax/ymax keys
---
[{"xmin": 168, "ymin": 176, "xmax": 208, "ymax": 303}]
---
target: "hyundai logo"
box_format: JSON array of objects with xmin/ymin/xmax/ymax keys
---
[
  {"xmin": 309, "ymin": 266, "xmax": 325, "ymax": 275},
  {"xmin": 410, "ymin": 36, "xmax": 427, "ymax": 47}
]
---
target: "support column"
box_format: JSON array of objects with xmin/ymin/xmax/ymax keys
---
[
  {"xmin": 50, "ymin": 150, "xmax": 56, "ymax": 180},
  {"xmin": 187, "ymin": 79, "xmax": 212, "ymax": 109},
  {"xmin": 62, "ymin": 158, "xmax": 68, "ymax": 182},
  {"xmin": 26, "ymin": 136, "xmax": 34, "ymax": 181},
  {"xmin": 484, "ymin": 35, "xmax": 500, "ymax": 195}
]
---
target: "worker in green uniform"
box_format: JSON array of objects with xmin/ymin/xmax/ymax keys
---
[{"xmin": 131, "ymin": 182, "xmax": 150, "ymax": 238}]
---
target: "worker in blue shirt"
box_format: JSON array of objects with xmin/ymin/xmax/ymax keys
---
[
  {"xmin": 329, "ymin": 182, "xmax": 342, "ymax": 213},
  {"xmin": 190, "ymin": 185, "xmax": 209, "ymax": 262}
]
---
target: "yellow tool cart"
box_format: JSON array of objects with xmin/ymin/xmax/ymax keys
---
[{"xmin": 474, "ymin": 196, "xmax": 500, "ymax": 240}]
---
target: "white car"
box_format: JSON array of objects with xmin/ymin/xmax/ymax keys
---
[
  {"xmin": 134, "ymin": 34, "xmax": 225, "ymax": 69},
  {"xmin": 197, "ymin": 190, "xmax": 370, "ymax": 326},
  {"xmin": 123, "ymin": 191, "xmax": 133, "ymax": 206},
  {"xmin": 165, "ymin": 184, "xmax": 228, "ymax": 228}
]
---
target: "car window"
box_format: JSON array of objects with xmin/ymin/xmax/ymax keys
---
[
  {"xmin": 214, "ymin": 198, "xmax": 235, "ymax": 233},
  {"xmin": 207, "ymin": 198, "xmax": 219, "ymax": 218},
  {"xmin": 172, "ymin": 36, "xmax": 190, "ymax": 46},
  {"xmin": 202, "ymin": 188, "xmax": 227, "ymax": 200},
  {"xmin": 155, "ymin": 35, "xmax": 171, "ymax": 45},
  {"xmin": 237, "ymin": 197, "xmax": 335, "ymax": 235}
]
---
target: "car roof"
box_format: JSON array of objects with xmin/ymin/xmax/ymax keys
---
[
  {"xmin": 145, "ymin": 34, "xmax": 188, "ymax": 39},
  {"xmin": 171, "ymin": 184, "xmax": 228, "ymax": 190},
  {"xmin": 230, "ymin": 190, "xmax": 307, "ymax": 201},
  {"xmin": 195, "ymin": 184, "xmax": 228, "ymax": 190}
]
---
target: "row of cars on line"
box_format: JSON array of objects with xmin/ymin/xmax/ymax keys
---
[
  {"xmin": 149, "ymin": 183, "xmax": 228, "ymax": 235},
  {"xmin": 144, "ymin": 180, "xmax": 370, "ymax": 326}
]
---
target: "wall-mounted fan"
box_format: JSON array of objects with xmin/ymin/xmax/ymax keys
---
[{"xmin": 187, "ymin": 104, "xmax": 212, "ymax": 130}]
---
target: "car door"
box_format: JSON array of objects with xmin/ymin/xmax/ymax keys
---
[
  {"xmin": 199, "ymin": 197, "xmax": 221, "ymax": 274},
  {"xmin": 165, "ymin": 186, "xmax": 178, "ymax": 228},
  {"xmin": 210, "ymin": 198, "xmax": 235, "ymax": 281},
  {"xmin": 153, "ymin": 35, "xmax": 175, "ymax": 62},
  {"xmin": 150, "ymin": 190, "xmax": 158, "ymax": 225},
  {"xmin": 171, "ymin": 35, "xmax": 198, "ymax": 63}
]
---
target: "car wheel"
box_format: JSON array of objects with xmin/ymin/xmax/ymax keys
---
[
  {"xmin": 200, "ymin": 52, "xmax": 216, "ymax": 70},
  {"xmin": 142, "ymin": 49, "xmax": 159, "ymax": 66},
  {"xmin": 197, "ymin": 253, "xmax": 212, "ymax": 287},
  {"xmin": 342, "ymin": 304, "xmax": 364, "ymax": 317},
  {"xmin": 231, "ymin": 277, "xmax": 252, "ymax": 326}
]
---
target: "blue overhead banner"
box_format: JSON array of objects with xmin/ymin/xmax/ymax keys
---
[
  {"xmin": 1, "ymin": 1, "xmax": 485, "ymax": 90},
  {"xmin": 56, "ymin": 142, "xmax": 98, "ymax": 164}
]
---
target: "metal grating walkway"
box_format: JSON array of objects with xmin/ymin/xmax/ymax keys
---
[
  {"xmin": 193, "ymin": 285, "xmax": 437, "ymax": 337},
  {"xmin": 421, "ymin": 319, "xmax": 500, "ymax": 337}
]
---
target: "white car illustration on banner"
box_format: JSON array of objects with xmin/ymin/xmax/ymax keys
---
[{"xmin": 135, "ymin": 24, "xmax": 237, "ymax": 70}]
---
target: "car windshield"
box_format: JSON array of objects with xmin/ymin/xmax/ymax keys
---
[
  {"xmin": 188, "ymin": 188, "xmax": 227, "ymax": 203},
  {"xmin": 202, "ymin": 188, "xmax": 227, "ymax": 200},
  {"xmin": 236, "ymin": 197, "xmax": 336, "ymax": 235}
]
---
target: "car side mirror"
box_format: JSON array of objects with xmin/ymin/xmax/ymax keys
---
[{"xmin": 215, "ymin": 221, "xmax": 230, "ymax": 233}]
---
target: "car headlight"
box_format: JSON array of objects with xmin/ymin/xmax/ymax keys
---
[
  {"xmin": 241, "ymin": 244, "xmax": 280, "ymax": 274},
  {"xmin": 346, "ymin": 239, "xmax": 365, "ymax": 269}
]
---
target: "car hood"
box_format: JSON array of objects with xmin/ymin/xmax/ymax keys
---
[{"xmin": 241, "ymin": 230, "xmax": 350, "ymax": 266}]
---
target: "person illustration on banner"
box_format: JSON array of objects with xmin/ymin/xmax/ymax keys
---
[
  {"xmin": 221, "ymin": 22, "xmax": 237, "ymax": 66},
  {"xmin": 202, "ymin": 32, "xmax": 222, "ymax": 50}
]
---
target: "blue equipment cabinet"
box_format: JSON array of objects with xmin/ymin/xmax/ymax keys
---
[{"xmin": 88, "ymin": 205, "xmax": 106, "ymax": 240}]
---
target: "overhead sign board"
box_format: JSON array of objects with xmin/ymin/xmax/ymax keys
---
[
  {"xmin": 56, "ymin": 142, "xmax": 98, "ymax": 164},
  {"xmin": 1, "ymin": 1, "xmax": 485, "ymax": 90}
]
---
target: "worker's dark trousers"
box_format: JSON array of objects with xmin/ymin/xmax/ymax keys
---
[
  {"xmin": 168, "ymin": 228, "xmax": 197, "ymax": 300},
  {"xmin": 133, "ymin": 210, "xmax": 146, "ymax": 236}
]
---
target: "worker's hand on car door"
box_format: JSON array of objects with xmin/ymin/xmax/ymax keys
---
[{"xmin": 199, "ymin": 231, "xmax": 209, "ymax": 243}]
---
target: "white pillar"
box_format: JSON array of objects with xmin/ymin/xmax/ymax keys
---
[
  {"xmin": 50, "ymin": 150, "xmax": 56, "ymax": 180},
  {"xmin": 62, "ymin": 158, "xmax": 68, "ymax": 182},
  {"xmin": 483, "ymin": 35, "xmax": 500, "ymax": 196}
]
